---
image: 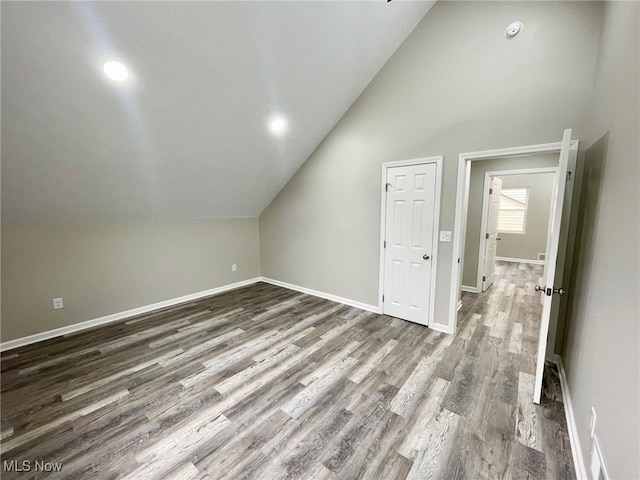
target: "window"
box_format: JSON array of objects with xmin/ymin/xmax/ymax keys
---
[{"xmin": 498, "ymin": 187, "xmax": 528, "ymax": 233}]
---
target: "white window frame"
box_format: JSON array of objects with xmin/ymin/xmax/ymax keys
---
[{"xmin": 498, "ymin": 187, "xmax": 529, "ymax": 234}]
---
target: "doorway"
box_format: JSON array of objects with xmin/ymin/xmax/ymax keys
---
[
  {"xmin": 476, "ymin": 168, "xmax": 558, "ymax": 294},
  {"xmin": 450, "ymin": 130, "xmax": 578, "ymax": 403},
  {"xmin": 379, "ymin": 157, "xmax": 442, "ymax": 327}
]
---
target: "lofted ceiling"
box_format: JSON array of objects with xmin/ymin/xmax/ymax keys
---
[{"xmin": 1, "ymin": 1, "xmax": 435, "ymax": 224}]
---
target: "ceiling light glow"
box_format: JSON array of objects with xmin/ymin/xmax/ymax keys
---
[
  {"xmin": 103, "ymin": 61, "xmax": 129, "ymax": 81},
  {"xmin": 269, "ymin": 116, "xmax": 288, "ymax": 135}
]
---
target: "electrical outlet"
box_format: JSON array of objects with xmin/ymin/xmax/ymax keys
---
[
  {"xmin": 439, "ymin": 231, "xmax": 452, "ymax": 242},
  {"xmin": 52, "ymin": 297, "xmax": 64, "ymax": 310},
  {"xmin": 590, "ymin": 407, "xmax": 596, "ymax": 438},
  {"xmin": 232, "ymin": 264, "xmax": 237, "ymax": 272}
]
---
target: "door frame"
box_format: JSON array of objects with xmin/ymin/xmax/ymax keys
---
[
  {"xmin": 449, "ymin": 140, "xmax": 579, "ymax": 333},
  {"xmin": 379, "ymin": 156, "xmax": 443, "ymax": 327},
  {"xmin": 475, "ymin": 167, "xmax": 558, "ymax": 293}
]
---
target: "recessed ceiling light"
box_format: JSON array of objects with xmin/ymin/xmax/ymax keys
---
[
  {"xmin": 269, "ymin": 116, "xmax": 288, "ymax": 135},
  {"xmin": 103, "ymin": 61, "xmax": 129, "ymax": 81}
]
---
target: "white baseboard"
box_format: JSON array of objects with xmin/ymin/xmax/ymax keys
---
[
  {"xmin": 0, "ymin": 277, "xmax": 262, "ymax": 352},
  {"xmin": 496, "ymin": 256, "xmax": 545, "ymax": 265},
  {"xmin": 260, "ymin": 277, "xmax": 380, "ymax": 314},
  {"xmin": 461, "ymin": 285, "xmax": 478, "ymax": 293},
  {"xmin": 262, "ymin": 278, "xmax": 459, "ymax": 335},
  {"xmin": 2, "ymin": 275, "xmax": 444, "ymax": 351},
  {"xmin": 551, "ymin": 354, "xmax": 588, "ymax": 479}
]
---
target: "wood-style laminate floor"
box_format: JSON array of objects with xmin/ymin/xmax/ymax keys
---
[{"xmin": 1, "ymin": 261, "xmax": 575, "ymax": 479}]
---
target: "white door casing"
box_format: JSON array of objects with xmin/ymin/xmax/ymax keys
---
[
  {"xmin": 533, "ymin": 128, "xmax": 572, "ymax": 404},
  {"xmin": 482, "ymin": 176, "xmax": 502, "ymax": 291},
  {"xmin": 381, "ymin": 160, "xmax": 440, "ymax": 326},
  {"xmin": 452, "ymin": 137, "xmax": 578, "ymax": 336}
]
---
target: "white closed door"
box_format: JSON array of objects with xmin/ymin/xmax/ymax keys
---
[
  {"xmin": 482, "ymin": 176, "xmax": 502, "ymax": 291},
  {"xmin": 383, "ymin": 163, "xmax": 437, "ymax": 326}
]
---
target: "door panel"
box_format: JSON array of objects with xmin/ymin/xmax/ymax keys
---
[
  {"xmin": 410, "ymin": 262, "xmax": 422, "ymax": 308},
  {"xmin": 391, "ymin": 260, "xmax": 402, "ymax": 305},
  {"xmin": 482, "ymin": 177, "xmax": 502, "ymax": 291},
  {"xmin": 383, "ymin": 163, "xmax": 437, "ymax": 325},
  {"xmin": 393, "ymin": 201, "xmax": 404, "ymax": 245},
  {"xmin": 412, "ymin": 201, "xmax": 424, "ymax": 246},
  {"xmin": 533, "ymin": 129, "xmax": 572, "ymax": 404}
]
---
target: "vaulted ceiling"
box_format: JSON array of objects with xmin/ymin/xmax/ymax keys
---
[{"xmin": 1, "ymin": 1, "xmax": 435, "ymax": 224}]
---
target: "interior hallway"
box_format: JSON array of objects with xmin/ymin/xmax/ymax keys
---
[{"xmin": 1, "ymin": 261, "xmax": 574, "ymax": 479}]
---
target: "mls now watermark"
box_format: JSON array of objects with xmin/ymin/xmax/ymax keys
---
[{"xmin": 3, "ymin": 460, "xmax": 63, "ymax": 473}]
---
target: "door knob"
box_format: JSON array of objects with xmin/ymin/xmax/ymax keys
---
[
  {"xmin": 423, "ymin": 254, "xmax": 430, "ymax": 260},
  {"xmin": 535, "ymin": 285, "xmax": 565, "ymax": 296},
  {"xmin": 535, "ymin": 285, "xmax": 550, "ymax": 296}
]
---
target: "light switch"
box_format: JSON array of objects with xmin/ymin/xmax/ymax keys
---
[{"xmin": 439, "ymin": 231, "xmax": 452, "ymax": 242}]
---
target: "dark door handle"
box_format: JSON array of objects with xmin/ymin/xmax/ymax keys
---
[
  {"xmin": 535, "ymin": 285, "xmax": 565, "ymax": 296},
  {"xmin": 423, "ymin": 254, "xmax": 430, "ymax": 260}
]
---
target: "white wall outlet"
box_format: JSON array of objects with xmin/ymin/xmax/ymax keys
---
[
  {"xmin": 232, "ymin": 264, "xmax": 237, "ymax": 272},
  {"xmin": 52, "ymin": 297, "xmax": 64, "ymax": 310},
  {"xmin": 589, "ymin": 406, "xmax": 596, "ymax": 438},
  {"xmin": 439, "ymin": 231, "xmax": 452, "ymax": 242}
]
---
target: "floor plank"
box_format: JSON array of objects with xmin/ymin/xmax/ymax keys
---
[{"xmin": 0, "ymin": 262, "xmax": 575, "ymax": 479}]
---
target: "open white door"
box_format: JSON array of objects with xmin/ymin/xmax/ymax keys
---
[
  {"xmin": 533, "ymin": 128, "xmax": 572, "ymax": 404},
  {"xmin": 482, "ymin": 176, "xmax": 502, "ymax": 291}
]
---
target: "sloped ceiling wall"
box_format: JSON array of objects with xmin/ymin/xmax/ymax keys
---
[{"xmin": 1, "ymin": 1, "xmax": 434, "ymax": 224}]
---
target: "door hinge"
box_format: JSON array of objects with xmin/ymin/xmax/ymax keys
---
[
  {"xmin": 482, "ymin": 275, "xmax": 486, "ymax": 282},
  {"xmin": 486, "ymin": 233, "xmax": 489, "ymax": 239},
  {"xmin": 489, "ymin": 188, "xmax": 493, "ymax": 195},
  {"xmin": 382, "ymin": 295, "xmax": 385, "ymax": 302},
  {"xmin": 385, "ymin": 183, "xmax": 391, "ymax": 192},
  {"xmin": 384, "ymin": 240, "xmax": 386, "ymax": 248},
  {"xmin": 566, "ymin": 171, "xmax": 572, "ymax": 181}
]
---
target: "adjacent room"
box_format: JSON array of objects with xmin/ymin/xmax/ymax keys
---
[{"xmin": 1, "ymin": 1, "xmax": 638, "ymax": 479}]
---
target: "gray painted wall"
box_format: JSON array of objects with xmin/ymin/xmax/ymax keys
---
[
  {"xmin": 562, "ymin": 2, "xmax": 639, "ymax": 478},
  {"xmin": 498, "ymin": 174, "xmax": 554, "ymax": 260},
  {"xmin": 1, "ymin": 218, "xmax": 261, "ymax": 342},
  {"xmin": 462, "ymin": 155, "xmax": 557, "ymax": 288},
  {"xmin": 260, "ymin": 1, "xmax": 602, "ymax": 331}
]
